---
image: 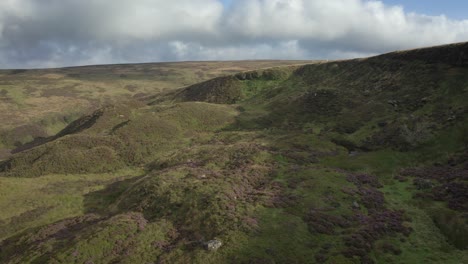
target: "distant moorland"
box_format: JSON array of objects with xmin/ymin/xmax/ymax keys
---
[
  {"xmin": 0, "ymin": 43, "xmax": 467, "ymax": 263},
  {"xmin": 0, "ymin": 60, "xmax": 313, "ymax": 160}
]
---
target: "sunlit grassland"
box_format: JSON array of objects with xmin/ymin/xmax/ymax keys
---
[
  {"xmin": 0, "ymin": 168, "xmax": 143, "ymax": 240},
  {"xmin": 0, "ymin": 60, "xmax": 313, "ymax": 153},
  {"xmin": 0, "ymin": 44, "xmax": 467, "ymax": 263}
]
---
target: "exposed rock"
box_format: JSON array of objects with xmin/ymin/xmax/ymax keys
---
[
  {"xmin": 245, "ymin": 71, "xmax": 260, "ymax": 80},
  {"xmin": 235, "ymin": 72, "xmax": 246, "ymax": 80},
  {"xmin": 235, "ymin": 71, "xmax": 260, "ymax": 80},
  {"xmin": 353, "ymin": 201, "xmax": 360, "ymax": 209},
  {"xmin": 204, "ymin": 239, "xmax": 222, "ymax": 251},
  {"xmin": 387, "ymin": 100, "xmax": 399, "ymax": 107}
]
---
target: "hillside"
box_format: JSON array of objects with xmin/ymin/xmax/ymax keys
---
[
  {"xmin": 0, "ymin": 43, "xmax": 467, "ymax": 263},
  {"xmin": 0, "ymin": 60, "xmax": 312, "ymax": 160}
]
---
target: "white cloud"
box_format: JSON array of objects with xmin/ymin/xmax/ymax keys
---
[
  {"xmin": 168, "ymin": 40, "xmax": 307, "ymax": 61},
  {"xmin": 226, "ymin": 0, "xmax": 468, "ymax": 51},
  {"xmin": 97, "ymin": 0, "xmax": 223, "ymax": 40},
  {"xmin": 0, "ymin": 0, "xmax": 467, "ymax": 68}
]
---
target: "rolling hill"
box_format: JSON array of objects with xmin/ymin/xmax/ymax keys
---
[
  {"xmin": 0, "ymin": 60, "xmax": 313, "ymax": 160},
  {"xmin": 0, "ymin": 43, "xmax": 467, "ymax": 263}
]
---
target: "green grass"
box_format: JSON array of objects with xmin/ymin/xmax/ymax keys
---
[
  {"xmin": 223, "ymin": 207, "xmax": 317, "ymax": 263},
  {"xmin": 1, "ymin": 44, "xmax": 468, "ymax": 263},
  {"xmin": 0, "ymin": 86, "xmax": 27, "ymax": 106},
  {"xmin": 0, "ymin": 168, "xmax": 143, "ymax": 240},
  {"xmin": 381, "ymin": 181, "xmax": 468, "ymax": 264},
  {"xmin": 321, "ymin": 150, "xmax": 414, "ymax": 177},
  {"xmin": 0, "ymin": 61, "xmax": 312, "ymax": 151}
]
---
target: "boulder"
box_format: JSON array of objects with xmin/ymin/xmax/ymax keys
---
[
  {"xmin": 352, "ymin": 201, "xmax": 360, "ymax": 209},
  {"xmin": 204, "ymin": 239, "xmax": 222, "ymax": 251}
]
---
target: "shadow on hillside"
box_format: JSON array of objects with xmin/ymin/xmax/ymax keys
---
[{"xmin": 83, "ymin": 175, "xmax": 145, "ymax": 215}]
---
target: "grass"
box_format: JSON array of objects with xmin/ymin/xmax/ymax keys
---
[
  {"xmin": 0, "ymin": 43, "xmax": 467, "ymax": 263},
  {"xmin": 1, "ymin": 102, "xmax": 239, "ymax": 177},
  {"xmin": 381, "ymin": 181, "xmax": 468, "ymax": 264},
  {"xmin": 224, "ymin": 207, "xmax": 317, "ymax": 263},
  {"xmin": 0, "ymin": 60, "xmax": 313, "ymax": 151},
  {"xmin": 320, "ymin": 150, "xmax": 414, "ymax": 177},
  {"xmin": 0, "ymin": 168, "xmax": 143, "ymax": 240}
]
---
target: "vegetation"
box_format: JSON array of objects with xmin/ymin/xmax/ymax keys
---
[
  {"xmin": 0, "ymin": 60, "xmax": 311, "ymax": 159},
  {"xmin": 0, "ymin": 43, "xmax": 467, "ymax": 263}
]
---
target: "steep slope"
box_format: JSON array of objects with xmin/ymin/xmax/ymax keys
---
[{"xmin": 0, "ymin": 43, "xmax": 467, "ymax": 263}]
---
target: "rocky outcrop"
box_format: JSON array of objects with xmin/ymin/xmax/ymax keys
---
[{"xmin": 203, "ymin": 239, "xmax": 223, "ymax": 251}]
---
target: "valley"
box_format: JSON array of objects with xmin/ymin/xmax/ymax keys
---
[{"xmin": 0, "ymin": 43, "xmax": 467, "ymax": 263}]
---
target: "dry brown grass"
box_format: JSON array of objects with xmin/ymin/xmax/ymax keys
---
[
  {"xmin": 0, "ymin": 60, "xmax": 315, "ymax": 151},
  {"xmin": 2, "ymin": 61, "xmax": 313, "ymax": 96}
]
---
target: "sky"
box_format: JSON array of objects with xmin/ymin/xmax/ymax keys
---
[
  {"xmin": 0, "ymin": 0, "xmax": 467, "ymax": 69},
  {"xmin": 384, "ymin": 0, "xmax": 468, "ymax": 20}
]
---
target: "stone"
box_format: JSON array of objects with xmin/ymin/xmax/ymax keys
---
[
  {"xmin": 235, "ymin": 72, "xmax": 246, "ymax": 80},
  {"xmin": 420, "ymin": 97, "xmax": 429, "ymax": 103},
  {"xmin": 352, "ymin": 201, "xmax": 360, "ymax": 209},
  {"xmin": 204, "ymin": 239, "xmax": 222, "ymax": 251},
  {"xmin": 387, "ymin": 100, "xmax": 399, "ymax": 107}
]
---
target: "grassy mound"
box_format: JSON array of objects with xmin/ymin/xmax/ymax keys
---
[
  {"xmin": 0, "ymin": 102, "xmax": 238, "ymax": 177},
  {"xmin": 0, "ymin": 60, "xmax": 311, "ymax": 152},
  {"xmin": 179, "ymin": 76, "xmax": 244, "ymax": 104}
]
